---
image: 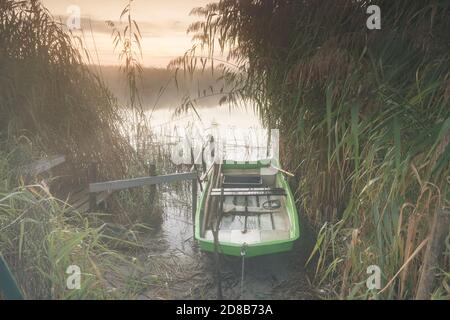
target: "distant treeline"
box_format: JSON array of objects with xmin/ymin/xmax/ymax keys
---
[{"xmin": 94, "ymin": 65, "xmax": 228, "ymax": 109}]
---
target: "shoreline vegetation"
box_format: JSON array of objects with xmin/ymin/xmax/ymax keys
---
[
  {"xmin": 0, "ymin": 0, "xmax": 161, "ymax": 299},
  {"xmin": 172, "ymin": 0, "xmax": 450, "ymax": 299},
  {"xmin": 1, "ymin": 0, "xmax": 449, "ymax": 300}
]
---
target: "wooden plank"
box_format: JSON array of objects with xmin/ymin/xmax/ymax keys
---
[
  {"xmin": 68, "ymin": 187, "xmax": 111, "ymax": 213},
  {"xmin": 223, "ymin": 205, "xmax": 274, "ymax": 215},
  {"xmin": 192, "ymin": 178, "xmax": 197, "ymax": 235},
  {"xmin": 223, "ymin": 175, "xmax": 262, "ymax": 185},
  {"xmin": 68, "ymin": 188, "xmax": 89, "ymax": 205},
  {"xmin": 211, "ymin": 190, "xmax": 285, "ymax": 196},
  {"xmin": 21, "ymin": 155, "xmax": 65, "ymax": 176},
  {"xmin": 89, "ymin": 172, "xmax": 197, "ymax": 193},
  {"xmin": 202, "ymin": 164, "xmax": 217, "ymax": 235},
  {"xmin": 211, "ymin": 188, "xmax": 285, "ymax": 196},
  {"xmin": 75, "ymin": 191, "xmax": 111, "ymax": 213},
  {"xmin": 70, "ymin": 189, "xmax": 90, "ymax": 209},
  {"xmin": 212, "ymin": 187, "xmax": 284, "ymax": 192}
]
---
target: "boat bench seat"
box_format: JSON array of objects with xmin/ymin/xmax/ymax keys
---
[
  {"xmin": 222, "ymin": 175, "xmax": 262, "ymax": 186},
  {"xmin": 204, "ymin": 229, "xmax": 291, "ymax": 244},
  {"xmin": 210, "ymin": 187, "xmax": 286, "ymax": 197}
]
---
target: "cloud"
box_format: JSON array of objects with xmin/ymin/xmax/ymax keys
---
[{"xmin": 55, "ymin": 16, "xmax": 187, "ymax": 37}]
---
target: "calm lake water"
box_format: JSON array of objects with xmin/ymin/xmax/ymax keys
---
[
  {"xmin": 121, "ymin": 104, "xmax": 314, "ymax": 299},
  {"xmin": 122, "ymin": 104, "xmax": 272, "ymax": 163}
]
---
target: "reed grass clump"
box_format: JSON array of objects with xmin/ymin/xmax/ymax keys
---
[
  {"xmin": 0, "ymin": 0, "xmax": 161, "ymax": 216},
  {"xmin": 0, "ymin": 0, "xmax": 161, "ymax": 298},
  {"xmin": 0, "ymin": 0, "xmax": 134, "ymax": 179},
  {"xmin": 177, "ymin": 0, "xmax": 450, "ymax": 299},
  {"xmin": 0, "ymin": 146, "xmax": 147, "ymax": 299}
]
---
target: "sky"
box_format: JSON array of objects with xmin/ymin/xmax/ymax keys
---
[{"xmin": 41, "ymin": 0, "xmax": 212, "ymax": 67}]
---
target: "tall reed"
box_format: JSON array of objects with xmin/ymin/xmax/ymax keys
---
[
  {"xmin": 0, "ymin": 0, "xmax": 134, "ymax": 180},
  {"xmin": 0, "ymin": 0, "xmax": 161, "ymax": 298},
  {"xmin": 174, "ymin": 0, "xmax": 450, "ymax": 299}
]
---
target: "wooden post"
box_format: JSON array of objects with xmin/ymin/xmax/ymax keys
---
[
  {"xmin": 87, "ymin": 162, "xmax": 97, "ymax": 212},
  {"xmin": 148, "ymin": 163, "xmax": 156, "ymax": 219},
  {"xmin": 192, "ymin": 177, "xmax": 198, "ymax": 236},
  {"xmin": 148, "ymin": 163, "xmax": 156, "ymax": 196},
  {"xmin": 416, "ymin": 207, "xmax": 449, "ymax": 299},
  {"xmin": 148, "ymin": 163, "xmax": 156, "ymax": 177}
]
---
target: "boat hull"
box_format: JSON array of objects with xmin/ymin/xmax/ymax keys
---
[
  {"xmin": 197, "ymin": 236, "xmax": 296, "ymax": 257},
  {"xmin": 195, "ymin": 160, "xmax": 300, "ymax": 257}
]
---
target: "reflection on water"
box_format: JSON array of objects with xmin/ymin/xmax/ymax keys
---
[
  {"xmin": 150, "ymin": 104, "xmax": 262, "ymax": 129},
  {"xmin": 121, "ymin": 104, "xmax": 271, "ymax": 163},
  {"xmin": 159, "ymin": 189, "xmax": 195, "ymax": 254}
]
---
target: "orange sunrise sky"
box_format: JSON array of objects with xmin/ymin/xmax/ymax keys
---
[{"xmin": 41, "ymin": 0, "xmax": 212, "ymax": 67}]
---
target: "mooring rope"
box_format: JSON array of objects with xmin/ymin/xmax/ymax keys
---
[{"xmin": 240, "ymin": 243, "xmax": 247, "ymax": 299}]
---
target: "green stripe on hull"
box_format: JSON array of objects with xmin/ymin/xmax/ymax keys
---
[{"xmin": 198, "ymin": 238, "xmax": 295, "ymax": 257}]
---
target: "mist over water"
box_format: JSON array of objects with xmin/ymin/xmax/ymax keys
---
[
  {"xmin": 102, "ymin": 64, "xmax": 270, "ymax": 162},
  {"xmin": 98, "ymin": 65, "xmax": 232, "ymax": 110}
]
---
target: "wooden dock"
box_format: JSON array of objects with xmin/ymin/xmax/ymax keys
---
[
  {"xmin": 3, "ymin": 155, "xmax": 199, "ymax": 299},
  {"xmin": 66, "ymin": 187, "xmax": 111, "ymax": 213},
  {"xmin": 18, "ymin": 155, "xmax": 198, "ymax": 216}
]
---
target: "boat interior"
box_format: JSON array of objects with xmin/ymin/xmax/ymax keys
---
[{"xmin": 202, "ymin": 165, "xmax": 292, "ymax": 245}]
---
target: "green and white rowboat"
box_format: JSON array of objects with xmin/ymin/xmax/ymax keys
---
[{"xmin": 195, "ymin": 159, "xmax": 300, "ymax": 257}]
